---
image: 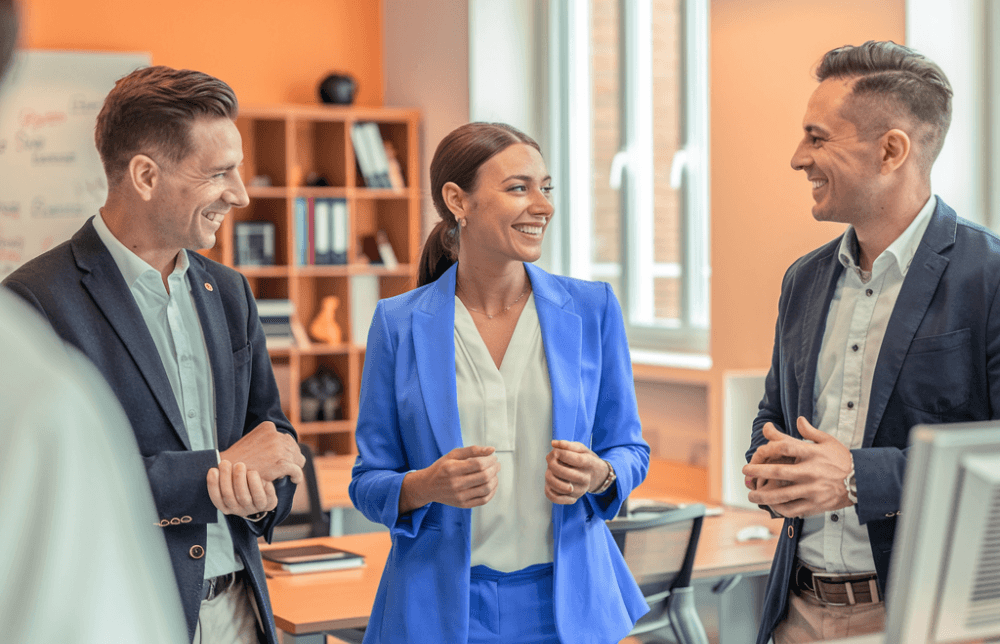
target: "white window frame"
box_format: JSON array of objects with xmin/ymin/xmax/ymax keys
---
[
  {"xmin": 548, "ymin": 0, "xmax": 711, "ymax": 363},
  {"xmin": 906, "ymin": 0, "xmax": 989, "ymax": 228}
]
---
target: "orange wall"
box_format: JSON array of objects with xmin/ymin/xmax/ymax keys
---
[
  {"xmin": 18, "ymin": 0, "xmax": 383, "ymax": 107},
  {"xmin": 711, "ymin": 0, "xmax": 905, "ymax": 372}
]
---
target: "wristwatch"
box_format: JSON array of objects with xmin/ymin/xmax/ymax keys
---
[{"xmin": 592, "ymin": 460, "xmax": 616, "ymax": 495}]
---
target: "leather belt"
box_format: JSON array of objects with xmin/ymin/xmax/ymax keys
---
[
  {"xmin": 201, "ymin": 571, "xmax": 239, "ymax": 602},
  {"xmin": 792, "ymin": 560, "xmax": 881, "ymax": 606}
]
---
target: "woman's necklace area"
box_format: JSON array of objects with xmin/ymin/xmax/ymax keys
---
[{"xmin": 457, "ymin": 280, "xmax": 530, "ymax": 319}]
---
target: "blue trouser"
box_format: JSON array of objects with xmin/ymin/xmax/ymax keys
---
[{"xmin": 468, "ymin": 563, "xmax": 559, "ymax": 644}]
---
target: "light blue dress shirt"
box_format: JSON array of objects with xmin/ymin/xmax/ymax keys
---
[{"xmin": 93, "ymin": 213, "xmax": 241, "ymax": 578}]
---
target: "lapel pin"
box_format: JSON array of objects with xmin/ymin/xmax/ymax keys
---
[{"xmin": 205, "ymin": 283, "xmax": 214, "ymax": 292}]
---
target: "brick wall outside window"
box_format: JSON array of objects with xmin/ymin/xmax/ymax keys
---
[{"xmin": 591, "ymin": 0, "xmax": 683, "ymax": 321}]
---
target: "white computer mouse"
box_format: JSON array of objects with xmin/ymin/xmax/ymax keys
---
[{"xmin": 736, "ymin": 525, "xmax": 774, "ymax": 542}]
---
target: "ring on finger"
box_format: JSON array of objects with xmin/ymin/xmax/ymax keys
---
[{"xmin": 569, "ymin": 483, "xmax": 574, "ymax": 495}]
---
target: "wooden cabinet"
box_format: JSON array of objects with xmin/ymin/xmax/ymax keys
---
[{"xmin": 202, "ymin": 105, "xmax": 421, "ymax": 455}]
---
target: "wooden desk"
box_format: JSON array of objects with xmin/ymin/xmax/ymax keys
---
[
  {"xmin": 263, "ymin": 504, "xmax": 780, "ymax": 643},
  {"xmin": 312, "ymin": 455, "xmax": 354, "ymax": 511},
  {"xmin": 634, "ymin": 496, "xmax": 782, "ymax": 580},
  {"xmin": 262, "ymin": 533, "xmax": 390, "ymax": 642}
]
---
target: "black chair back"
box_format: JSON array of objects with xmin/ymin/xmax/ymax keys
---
[
  {"xmin": 275, "ymin": 442, "xmax": 329, "ymax": 539},
  {"xmin": 607, "ymin": 502, "xmax": 708, "ymax": 642}
]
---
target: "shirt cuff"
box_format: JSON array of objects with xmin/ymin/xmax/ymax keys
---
[{"xmin": 844, "ymin": 457, "xmax": 858, "ymax": 505}]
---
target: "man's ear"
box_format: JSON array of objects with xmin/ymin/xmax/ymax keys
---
[
  {"xmin": 880, "ymin": 128, "xmax": 911, "ymax": 175},
  {"xmin": 128, "ymin": 154, "xmax": 160, "ymax": 201},
  {"xmin": 441, "ymin": 181, "xmax": 468, "ymax": 219}
]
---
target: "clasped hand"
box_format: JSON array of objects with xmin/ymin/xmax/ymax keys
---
[
  {"xmin": 544, "ymin": 440, "xmax": 608, "ymax": 505},
  {"xmin": 741, "ymin": 417, "xmax": 854, "ymax": 518},
  {"xmin": 206, "ymin": 421, "xmax": 306, "ymax": 517}
]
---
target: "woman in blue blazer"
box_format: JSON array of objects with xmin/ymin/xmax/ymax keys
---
[{"xmin": 349, "ymin": 122, "xmax": 651, "ymax": 643}]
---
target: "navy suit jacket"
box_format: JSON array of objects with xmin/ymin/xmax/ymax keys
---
[
  {"xmin": 748, "ymin": 198, "xmax": 1000, "ymax": 643},
  {"xmin": 349, "ymin": 262, "xmax": 651, "ymax": 644},
  {"xmin": 3, "ymin": 218, "xmax": 296, "ymax": 643}
]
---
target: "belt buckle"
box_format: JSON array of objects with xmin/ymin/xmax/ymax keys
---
[
  {"xmin": 793, "ymin": 561, "xmax": 814, "ymax": 593},
  {"xmin": 810, "ymin": 571, "xmax": 851, "ymax": 606},
  {"xmin": 203, "ymin": 572, "xmax": 235, "ymax": 602},
  {"xmin": 203, "ymin": 576, "xmax": 217, "ymax": 602}
]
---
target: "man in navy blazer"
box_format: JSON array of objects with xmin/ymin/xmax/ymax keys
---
[
  {"xmin": 742, "ymin": 42, "xmax": 1000, "ymax": 643},
  {"xmin": 3, "ymin": 67, "xmax": 304, "ymax": 643}
]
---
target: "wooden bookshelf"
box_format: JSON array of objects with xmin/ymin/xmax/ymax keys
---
[{"xmin": 202, "ymin": 104, "xmax": 421, "ymax": 455}]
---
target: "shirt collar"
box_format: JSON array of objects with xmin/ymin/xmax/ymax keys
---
[
  {"xmin": 837, "ymin": 195, "xmax": 937, "ymax": 278},
  {"xmin": 92, "ymin": 212, "xmax": 189, "ymax": 288}
]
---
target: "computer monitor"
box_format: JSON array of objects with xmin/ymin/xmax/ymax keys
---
[{"xmin": 886, "ymin": 421, "xmax": 1000, "ymax": 643}]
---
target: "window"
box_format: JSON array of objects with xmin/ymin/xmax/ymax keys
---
[{"xmin": 547, "ymin": 0, "xmax": 710, "ymax": 365}]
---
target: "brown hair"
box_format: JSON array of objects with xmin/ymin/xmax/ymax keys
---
[
  {"xmin": 815, "ymin": 40, "xmax": 952, "ymax": 172},
  {"xmin": 0, "ymin": 0, "xmax": 17, "ymax": 81},
  {"xmin": 418, "ymin": 122, "xmax": 541, "ymax": 287},
  {"xmin": 95, "ymin": 65, "xmax": 238, "ymax": 187}
]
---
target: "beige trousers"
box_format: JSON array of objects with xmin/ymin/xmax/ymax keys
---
[
  {"xmin": 193, "ymin": 576, "xmax": 264, "ymax": 644},
  {"xmin": 772, "ymin": 587, "xmax": 886, "ymax": 644}
]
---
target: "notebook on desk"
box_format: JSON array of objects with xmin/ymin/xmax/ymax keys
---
[
  {"xmin": 262, "ymin": 544, "xmax": 365, "ymax": 574},
  {"xmin": 622, "ymin": 497, "xmax": 724, "ymax": 517}
]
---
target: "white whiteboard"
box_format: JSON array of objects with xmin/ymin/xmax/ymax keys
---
[{"xmin": 0, "ymin": 50, "xmax": 150, "ymax": 280}]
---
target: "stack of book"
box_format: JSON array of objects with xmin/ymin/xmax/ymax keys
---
[
  {"xmin": 351, "ymin": 122, "xmax": 405, "ymax": 190},
  {"xmin": 294, "ymin": 197, "xmax": 348, "ymax": 266},
  {"xmin": 256, "ymin": 299, "xmax": 295, "ymax": 348}
]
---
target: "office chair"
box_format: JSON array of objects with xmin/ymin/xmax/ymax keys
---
[
  {"xmin": 608, "ymin": 502, "xmax": 709, "ymax": 644},
  {"xmin": 273, "ymin": 442, "xmax": 330, "ymax": 540}
]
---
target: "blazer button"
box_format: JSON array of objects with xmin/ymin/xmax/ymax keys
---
[
  {"xmin": 787, "ymin": 525, "xmax": 794, "ymax": 539},
  {"xmin": 170, "ymin": 517, "xmax": 181, "ymax": 525},
  {"xmin": 158, "ymin": 519, "xmax": 170, "ymax": 527},
  {"xmin": 885, "ymin": 512, "xmax": 894, "ymax": 518},
  {"xmin": 189, "ymin": 545, "xmax": 205, "ymax": 560},
  {"xmin": 181, "ymin": 516, "xmax": 192, "ymax": 523}
]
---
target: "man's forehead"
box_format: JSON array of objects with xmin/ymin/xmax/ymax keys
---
[
  {"xmin": 802, "ymin": 78, "xmax": 857, "ymax": 132},
  {"xmin": 188, "ymin": 117, "xmax": 242, "ymax": 163}
]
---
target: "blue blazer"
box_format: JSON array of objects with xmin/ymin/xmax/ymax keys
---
[
  {"xmin": 349, "ymin": 262, "xmax": 651, "ymax": 643},
  {"xmin": 2, "ymin": 218, "xmax": 296, "ymax": 644},
  {"xmin": 748, "ymin": 198, "xmax": 1000, "ymax": 644}
]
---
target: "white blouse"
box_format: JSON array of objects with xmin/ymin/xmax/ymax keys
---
[{"xmin": 454, "ymin": 293, "xmax": 554, "ymax": 571}]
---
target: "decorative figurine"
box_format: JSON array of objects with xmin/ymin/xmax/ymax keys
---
[
  {"xmin": 318, "ymin": 73, "xmax": 357, "ymax": 105},
  {"xmin": 299, "ymin": 365, "xmax": 344, "ymax": 422},
  {"xmin": 309, "ymin": 295, "xmax": 342, "ymax": 345}
]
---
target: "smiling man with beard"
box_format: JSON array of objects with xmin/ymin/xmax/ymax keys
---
[
  {"xmin": 3, "ymin": 66, "xmax": 306, "ymax": 644},
  {"xmin": 742, "ymin": 41, "xmax": 1000, "ymax": 644}
]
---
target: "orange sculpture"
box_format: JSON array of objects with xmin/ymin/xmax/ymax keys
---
[{"xmin": 309, "ymin": 295, "xmax": 343, "ymax": 345}]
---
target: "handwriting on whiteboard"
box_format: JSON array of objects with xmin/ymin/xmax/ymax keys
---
[{"xmin": 0, "ymin": 51, "xmax": 150, "ymax": 281}]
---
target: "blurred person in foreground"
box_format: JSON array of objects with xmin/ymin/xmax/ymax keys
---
[
  {"xmin": 349, "ymin": 122, "xmax": 651, "ymax": 643},
  {"xmin": 0, "ymin": 1, "xmax": 185, "ymax": 641},
  {"xmin": 2, "ymin": 59, "xmax": 304, "ymax": 643},
  {"xmin": 743, "ymin": 41, "xmax": 1000, "ymax": 643}
]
